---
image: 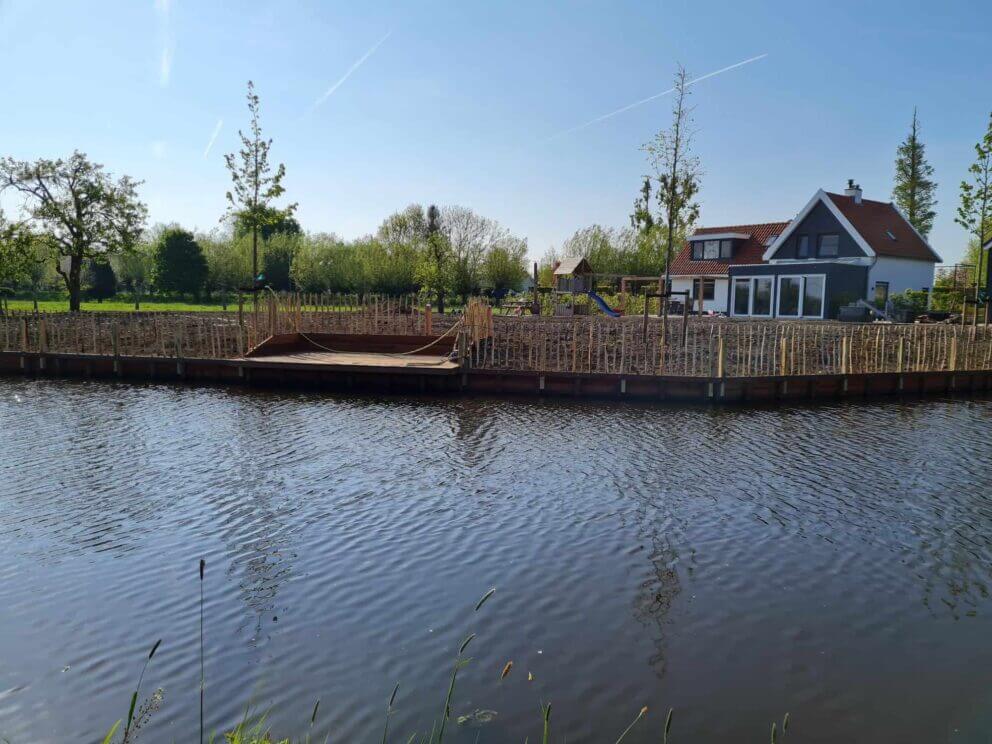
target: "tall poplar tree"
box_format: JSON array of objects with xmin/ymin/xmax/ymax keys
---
[
  {"xmin": 892, "ymin": 108, "xmax": 938, "ymax": 238},
  {"xmin": 224, "ymin": 80, "xmax": 296, "ymax": 288},
  {"xmin": 955, "ymin": 112, "xmax": 992, "ymax": 323}
]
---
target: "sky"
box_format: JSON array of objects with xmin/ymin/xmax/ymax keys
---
[{"xmin": 1, "ymin": 0, "xmax": 990, "ymax": 265}]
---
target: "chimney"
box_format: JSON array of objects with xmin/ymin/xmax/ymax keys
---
[{"xmin": 844, "ymin": 179, "xmax": 862, "ymax": 204}]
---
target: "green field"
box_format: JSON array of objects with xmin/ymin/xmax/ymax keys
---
[{"xmin": 3, "ymin": 298, "xmax": 234, "ymax": 313}]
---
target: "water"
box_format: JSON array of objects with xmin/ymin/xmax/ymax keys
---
[{"xmin": 1, "ymin": 378, "xmax": 991, "ymax": 743}]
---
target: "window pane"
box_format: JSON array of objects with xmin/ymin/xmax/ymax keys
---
[
  {"xmin": 720, "ymin": 240, "xmax": 733, "ymax": 258},
  {"xmin": 819, "ymin": 234, "xmax": 839, "ymax": 257},
  {"xmin": 779, "ymin": 277, "xmax": 801, "ymax": 316},
  {"xmin": 733, "ymin": 279, "xmax": 750, "ymax": 315},
  {"xmin": 803, "ymin": 276, "xmax": 824, "ymax": 317},
  {"xmin": 798, "ymin": 235, "xmax": 810, "ymax": 257},
  {"xmin": 692, "ymin": 244, "xmax": 702, "ymax": 260},
  {"xmin": 703, "ymin": 279, "xmax": 715, "ymax": 300},
  {"xmin": 874, "ymin": 281, "xmax": 889, "ymax": 307},
  {"xmin": 754, "ymin": 278, "xmax": 772, "ymax": 315},
  {"xmin": 703, "ymin": 240, "xmax": 720, "ymax": 259}
]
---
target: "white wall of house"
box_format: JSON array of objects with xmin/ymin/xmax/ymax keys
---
[
  {"xmin": 867, "ymin": 257, "xmax": 936, "ymax": 297},
  {"xmin": 670, "ymin": 277, "xmax": 730, "ymax": 313}
]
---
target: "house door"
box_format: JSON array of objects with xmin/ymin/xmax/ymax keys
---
[{"xmin": 874, "ymin": 281, "xmax": 889, "ymax": 308}]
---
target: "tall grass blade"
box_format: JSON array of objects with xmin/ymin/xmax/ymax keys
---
[
  {"xmin": 102, "ymin": 720, "xmax": 121, "ymax": 744},
  {"xmin": 771, "ymin": 721, "xmax": 777, "ymax": 744},
  {"xmin": 199, "ymin": 558, "xmax": 206, "ymax": 744},
  {"xmin": 475, "ymin": 587, "xmax": 496, "ymax": 612},
  {"xmin": 381, "ymin": 684, "xmax": 399, "ymax": 744},
  {"xmin": 541, "ymin": 703, "xmax": 552, "ymax": 744},
  {"xmin": 664, "ymin": 707, "xmax": 673, "ymax": 744},
  {"xmin": 782, "ymin": 712, "xmax": 790, "ymax": 733},
  {"xmin": 613, "ymin": 706, "xmax": 648, "ymax": 744},
  {"xmin": 459, "ymin": 634, "xmax": 475, "ymax": 655},
  {"xmin": 123, "ymin": 637, "xmax": 161, "ymax": 743}
]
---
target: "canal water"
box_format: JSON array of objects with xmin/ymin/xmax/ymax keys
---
[{"xmin": 1, "ymin": 378, "xmax": 991, "ymax": 743}]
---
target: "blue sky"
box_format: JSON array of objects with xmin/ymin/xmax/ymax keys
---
[{"xmin": 1, "ymin": 0, "xmax": 990, "ymax": 264}]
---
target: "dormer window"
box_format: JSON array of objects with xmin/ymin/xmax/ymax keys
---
[
  {"xmin": 703, "ymin": 240, "xmax": 720, "ymax": 259},
  {"xmin": 797, "ymin": 235, "xmax": 810, "ymax": 257},
  {"xmin": 719, "ymin": 240, "xmax": 733, "ymax": 258}
]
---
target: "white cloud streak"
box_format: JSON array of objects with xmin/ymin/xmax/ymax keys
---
[
  {"xmin": 311, "ymin": 30, "xmax": 392, "ymax": 111},
  {"xmin": 154, "ymin": 0, "xmax": 174, "ymax": 87},
  {"xmin": 203, "ymin": 119, "xmax": 224, "ymax": 158},
  {"xmin": 544, "ymin": 53, "xmax": 769, "ymax": 142}
]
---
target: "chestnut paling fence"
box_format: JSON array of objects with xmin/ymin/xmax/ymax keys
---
[{"xmin": 2, "ymin": 296, "xmax": 992, "ymax": 377}]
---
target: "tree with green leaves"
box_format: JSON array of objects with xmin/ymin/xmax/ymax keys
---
[
  {"xmin": 0, "ymin": 151, "xmax": 147, "ymax": 311},
  {"xmin": 642, "ymin": 65, "xmax": 701, "ymax": 317},
  {"xmin": 417, "ymin": 204, "xmax": 451, "ymax": 312},
  {"xmin": 0, "ymin": 211, "xmax": 34, "ymax": 308},
  {"xmin": 153, "ymin": 227, "xmax": 208, "ymax": 297},
  {"xmin": 955, "ymin": 112, "xmax": 992, "ymax": 324},
  {"xmin": 112, "ymin": 244, "xmax": 153, "ymax": 309},
  {"xmin": 893, "ymin": 108, "xmax": 938, "ymax": 238},
  {"xmin": 85, "ymin": 259, "xmax": 117, "ymax": 301},
  {"xmin": 233, "ymin": 208, "xmax": 301, "ymax": 242},
  {"xmin": 481, "ymin": 236, "xmax": 528, "ymax": 297},
  {"xmin": 224, "ymin": 80, "xmax": 297, "ymax": 287}
]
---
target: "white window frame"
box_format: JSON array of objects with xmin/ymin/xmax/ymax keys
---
[
  {"xmin": 775, "ymin": 274, "xmax": 826, "ymax": 319},
  {"xmin": 730, "ymin": 275, "xmax": 774, "ymax": 318}
]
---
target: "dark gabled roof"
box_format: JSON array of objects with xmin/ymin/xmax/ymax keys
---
[
  {"xmin": 824, "ymin": 193, "xmax": 942, "ymax": 262},
  {"xmin": 669, "ymin": 222, "xmax": 790, "ymax": 276}
]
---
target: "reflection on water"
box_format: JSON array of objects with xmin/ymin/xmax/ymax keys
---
[{"xmin": 2, "ymin": 379, "xmax": 992, "ymax": 742}]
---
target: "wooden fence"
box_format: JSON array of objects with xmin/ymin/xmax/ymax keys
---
[
  {"xmin": 3, "ymin": 298, "xmax": 992, "ymax": 378},
  {"xmin": 474, "ymin": 316, "xmax": 992, "ymax": 377}
]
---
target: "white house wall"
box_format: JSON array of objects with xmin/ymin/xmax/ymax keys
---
[
  {"xmin": 867, "ymin": 257, "xmax": 935, "ymax": 296},
  {"xmin": 670, "ymin": 278, "xmax": 730, "ymax": 313}
]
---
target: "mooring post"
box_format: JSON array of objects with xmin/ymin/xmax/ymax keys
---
[
  {"xmin": 425, "ymin": 303, "xmax": 433, "ymax": 335},
  {"xmin": 779, "ymin": 336, "xmax": 787, "ymax": 376},
  {"xmin": 38, "ymin": 315, "xmax": 48, "ymax": 371},
  {"xmin": 717, "ymin": 334, "xmax": 725, "ymax": 378},
  {"xmin": 111, "ymin": 322, "xmax": 121, "ymax": 376}
]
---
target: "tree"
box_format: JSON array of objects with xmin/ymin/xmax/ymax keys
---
[
  {"xmin": 481, "ymin": 237, "xmax": 528, "ymax": 296},
  {"xmin": 261, "ymin": 233, "xmax": 300, "ymax": 291},
  {"xmin": 233, "ymin": 208, "xmax": 301, "ymax": 242},
  {"xmin": 85, "ymin": 259, "xmax": 117, "ymax": 301},
  {"xmin": 642, "ymin": 65, "xmax": 702, "ymax": 314},
  {"xmin": 153, "ymin": 227, "xmax": 208, "ymax": 297},
  {"xmin": 0, "ymin": 211, "xmax": 34, "ymax": 304},
  {"xmin": 443, "ymin": 206, "xmax": 503, "ymax": 304},
  {"xmin": 202, "ymin": 232, "xmax": 252, "ymax": 308},
  {"xmin": 0, "ymin": 151, "xmax": 147, "ymax": 311},
  {"xmin": 112, "ymin": 244, "xmax": 153, "ymax": 309},
  {"xmin": 224, "ymin": 80, "xmax": 296, "ymax": 287},
  {"xmin": 955, "ymin": 112, "xmax": 992, "ymax": 323},
  {"xmin": 893, "ymin": 108, "xmax": 938, "ymax": 238},
  {"xmin": 417, "ymin": 204, "xmax": 451, "ymax": 312}
]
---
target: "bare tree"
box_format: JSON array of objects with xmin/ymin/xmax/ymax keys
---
[{"xmin": 642, "ymin": 65, "xmax": 702, "ymax": 320}]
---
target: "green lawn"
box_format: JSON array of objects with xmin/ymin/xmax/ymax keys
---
[{"xmin": 3, "ymin": 298, "xmax": 235, "ymax": 313}]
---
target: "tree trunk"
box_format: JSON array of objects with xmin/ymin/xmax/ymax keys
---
[
  {"xmin": 67, "ymin": 254, "xmax": 83, "ymax": 312},
  {"xmin": 438, "ymin": 291, "xmax": 445, "ymax": 315}
]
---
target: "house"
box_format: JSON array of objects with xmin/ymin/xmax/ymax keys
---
[
  {"xmin": 668, "ymin": 181, "xmax": 942, "ymax": 319},
  {"xmin": 668, "ymin": 222, "xmax": 788, "ymax": 314}
]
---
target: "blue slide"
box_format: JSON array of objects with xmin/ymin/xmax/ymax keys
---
[{"xmin": 587, "ymin": 291, "xmax": 622, "ymax": 318}]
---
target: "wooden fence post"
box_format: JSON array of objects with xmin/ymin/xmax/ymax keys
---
[
  {"xmin": 20, "ymin": 317, "xmax": 28, "ymax": 352},
  {"xmin": 717, "ymin": 334, "xmax": 725, "ymax": 378},
  {"xmin": 425, "ymin": 303, "xmax": 433, "ymax": 335},
  {"xmin": 897, "ymin": 336, "xmax": 905, "ymax": 373},
  {"xmin": 779, "ymin": 335, "xmax": 787, "ymax": 376},
  {"xmin": 841, "ymin": 335, "xmax": 849, "ymax": 375}
]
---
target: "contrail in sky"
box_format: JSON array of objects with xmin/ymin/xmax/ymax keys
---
[
  {"xmin": 311, "ymin": 31, "xmax": 392, "ymax": 111},
  {"xmin": 202, "ymin": 119, "xmax": 223, "ymax": 158},
  {"xmin": 544, "ymin": 53, "xmax": 768, "ymax": 142}
]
